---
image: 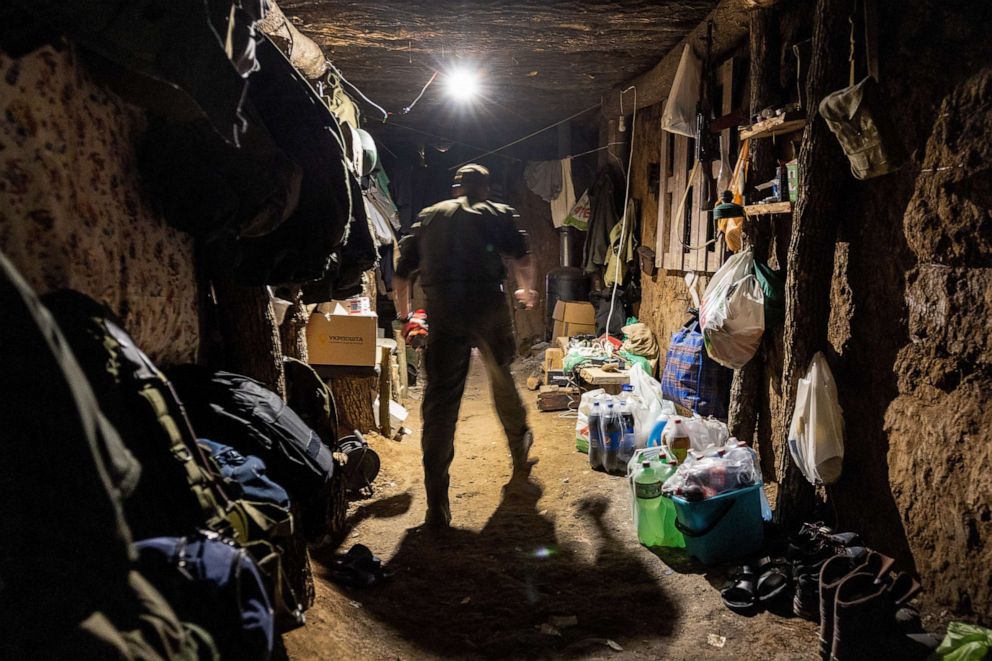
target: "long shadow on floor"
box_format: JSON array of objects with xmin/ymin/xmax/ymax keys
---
[{"xmin": 316, "ymin": 471, "xmax": 680, "ymax": 658}]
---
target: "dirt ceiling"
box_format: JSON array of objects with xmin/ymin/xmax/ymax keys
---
[{"xmin": 281, "ymin": 0, "xmax": 718, "ymax": 149}]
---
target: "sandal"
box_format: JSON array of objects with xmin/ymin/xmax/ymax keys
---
[
  {"xmin": 721, "ymin": 564, "xmax": 758, "ymax": 612},
  {"xmin": 756, "ymin": 557, "xmax": 794, "ymax": 603}
]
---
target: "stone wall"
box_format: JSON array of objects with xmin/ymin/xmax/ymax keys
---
[
  {"xmin": 0, "ymin": 44, "xmax": 199, "ymax": 366},
  {"xmin": 624, "ymin": 0, "xmax": 992, "ymax": 621}
]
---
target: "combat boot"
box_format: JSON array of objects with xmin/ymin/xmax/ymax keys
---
[{"xmin": 831, "ymin": 572, "xmax": 929, "ymax": 661}]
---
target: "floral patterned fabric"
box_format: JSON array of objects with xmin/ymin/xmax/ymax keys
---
[{"xmin": 0, "ymin": 44, "xmax": 199, "ymax": 365}]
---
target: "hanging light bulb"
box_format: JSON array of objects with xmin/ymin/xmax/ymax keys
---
[{"xmin": 445, "ymin": 67, "xmax": 480, "ymax": 102}]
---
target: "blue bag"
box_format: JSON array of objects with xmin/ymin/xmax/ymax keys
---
[
  {"xmin": 660, "ymin": 319, "xmax": 732, "ymax": 420},
  {"xmin": 135, "ymin": 532, "xmax": 274, "ymax": 661},
  {"xmin": 199, "ymin": 438, "xmax": 291, "ymax": 510}
]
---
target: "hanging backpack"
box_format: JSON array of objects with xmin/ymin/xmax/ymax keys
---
[
  {"xmin": 134, "ymin": 531, "xmax": 274, "ymax": 661},
  {"xmin": 170, "ymin": 366, "xmax": 334, "ymax": 540},
  {"xmin": 43, "ymin": 291, "xmax": 306, "ymax": 629},
  {"xmin": 661, "ymin": 317, "xmax": 732, "ymax": 420}
]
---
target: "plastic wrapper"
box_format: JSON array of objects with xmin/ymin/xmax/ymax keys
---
[{"xmin": 662, "ymin": 439, "xmax": 763, "ymax": 501}]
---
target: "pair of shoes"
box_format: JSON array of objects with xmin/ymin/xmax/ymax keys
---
[
  {"xmin": 721, "ymin": 556, "xmax": 793, "ymax": 613},
  {"xmin": 828, "ymin": 569, "xmax": 933, "ymax": 660},
  {"xmin": 788, "ymin": 524, "xmax": 864, "ymax": 621},
  {"xmin": 818, "ymin": 550, "xmax": 895, "ymax": 657},
  {"xmin": 327, "ymin": 544, "xmax": 390, "ymax": 588}
]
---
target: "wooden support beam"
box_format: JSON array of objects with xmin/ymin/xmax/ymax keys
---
[
  {"xmin": 279, "ymin": 286, "xmax": 309, "ymax": 363},
  {"xmin": 774, "ymin": 0, "xmax": 854, "ymax": 528},
  {"xmin": 728, "ymin": 6, "xmax": 780, "ymax": 450},
  {"xmin": 212, "ymin": 277, "xmax": 286, "ymax": 398},
  {"xmin": 378, "ymin": 346, "xmax": 391, "ymax": 437}
]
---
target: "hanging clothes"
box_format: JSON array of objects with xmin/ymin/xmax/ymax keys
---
[
  {"xmin": 604, "ymin": 199, "xmax": 638, "ymax": 287},
  {"xmin": 524, "ymin": 160, "xmax": 562, "ymax": 202},
  {"xmin": 583, "ymin": 168, "xmax": 620, "ymax": 273},
  {"xmin": 550, "ymin": 158, "xmax": 577, "ymax": 228}
]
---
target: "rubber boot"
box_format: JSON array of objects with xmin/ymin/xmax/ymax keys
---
[
  {"xmin": 830, "ymin": 572, "xmax": 931, "ymax": 661},
  {"xmin": 818, "ymin": 551, "xmax": 895, "ymax": 658}
]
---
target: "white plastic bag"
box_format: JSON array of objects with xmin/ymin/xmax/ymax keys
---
[
  {"xmin": 699, "ymin": 249, "xmax": 766, "ymax": 369},
  {"xmin": 788, "ymin": 352, "xmax": 844, "ymax": 485},
  {"xmin": 575, "ymin": 388, "xmax": 606, "ymax": 451},
  {"xmin": 627, "ymin": 364, "xmax": 676, "ymax": 446},
  {"xmin": 661, "ymin": 44, "xmax": 701, "ymax": 137}
]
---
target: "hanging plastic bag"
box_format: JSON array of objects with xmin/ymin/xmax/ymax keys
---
[
  {"xmin": 699, "ymin": 249, "xmax": 765, "ymax": 369},
  {"xmin": 661, "ymin": 44, "xmax": 701, "ymax": 137},
  {"xmin": 787, "ymin": 352, "xmax": 844, "ymax": 485}
]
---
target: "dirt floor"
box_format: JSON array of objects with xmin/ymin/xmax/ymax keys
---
[{"xmin": 285, "ymin": 351, "xmax": 819, "ymax": 660}]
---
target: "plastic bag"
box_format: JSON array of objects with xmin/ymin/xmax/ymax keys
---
[
  {"xmin": 628, "ymin": 364, "xmax": 676, "ymax": 446},
  {"xmin": 699, "ymin": 249, "xmax": 765, "ymax": 369},
  {"xmin": 787, "ymin": 352, "xmax": 844, "ymax": 485},
  {"xmin": 661, "ymin": 44, "xmax": 701, "ymax": 137},
  {"xmin": 932, "ymin": 621, "xmax": 992, "ymax": 661},
  {"xmin": 575, "ymin": 388, "xmax": 606, "ymax": 453},
  {"xmin": 661, "ymin": 439, "xmax": 762, "ymax": 500}
]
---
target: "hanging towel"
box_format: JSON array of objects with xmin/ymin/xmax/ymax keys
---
[
  {"xmin": 550, "ymin": 158, "xmax": 576, "ymax": 228},
  {"xmin": 524, "ymin": 160, "xmax": 563, "ymax": 202}
]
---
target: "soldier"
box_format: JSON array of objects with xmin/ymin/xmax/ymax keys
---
[{"xmin": 394, "ymin": 164, "xmax": 538, "ymax": 528}]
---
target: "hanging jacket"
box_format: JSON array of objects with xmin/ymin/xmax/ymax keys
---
[{"xmin": 583, "ymin": 168, "xmax": 620, "ymax": 273}]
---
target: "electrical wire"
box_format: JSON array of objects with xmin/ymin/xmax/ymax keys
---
[
  {"xmin": 326, "ymin": 61, "xmax": 389, "ymax": 122},
  {"xmin": 401, "ymin": 71, "xmax": 438, "ymax": 114},
  {"xmin": 449, "ymin": 102, "xmax": 601, "ymax": 170},
  {"xmin": 604, "ymin": 86, "xmax": 637, "ymax": 343}
]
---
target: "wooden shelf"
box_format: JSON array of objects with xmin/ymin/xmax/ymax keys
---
[
  {"xmin": 744, "ymin": 201, "xmax": 793, "ymax": 216},
  {"xmin": 740, "ymin": 111, "xmax": 806, "ymax": 140}
]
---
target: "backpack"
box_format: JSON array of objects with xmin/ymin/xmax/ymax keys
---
[
  {"xmin": 44, "ymin": 290, "xmax": 230, "ymax": 540},
  {"xmin": 0, "ymin": 255, "xmax": 208, "ymax": 659},
  {"xmin": 43, "ymin": 291, "xmax": 306, "ymax": 629},
  {"xmin": 134, "ymin": 532, "xmax": 274, "ymax": 661},
  {"xmin": 169, "ymin": 366, "xmax": 333, "ymax": 540},
  {"xmin": 199, "ymin": 439, "xmax": 290, "ymax": 510}
]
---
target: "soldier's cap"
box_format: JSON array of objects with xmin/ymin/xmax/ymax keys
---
[{"xmin": 452, "ymin": 164, "xmax": 490, "ymax": 188}]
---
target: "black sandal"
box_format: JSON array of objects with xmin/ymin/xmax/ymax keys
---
[
  {"xmin": 721, "ymin": 564, "xmax": 758, "ymax": 612},
  {"xmin": 756, "ymin": 556, "xmax": 794, "ymax": 604}
]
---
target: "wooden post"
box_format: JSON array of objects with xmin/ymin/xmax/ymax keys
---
[
  {"xmin": 378, "ymin": 346, "xmax": 391, "ymax": 437},
  {"xmin": 395, "ymin": 329, "xmax": 409, "ymax": 398},
  {"xmin": 774, "ymin": 0, "xmax": 853, "ymax": 528},
  {"xmin": 212, "ymin": 277, "xmax": 286, "ymax": 398},
  {"xmin": 279, "ymin": 286, "xmax": 309, "ymax": 363},
  {"xmin": 728, "ymin": 7, "xmax": 779, "ymax": 449},
  {"xmin": 328, "ymin": 374, "xmax": 377, "ymax": 435}
]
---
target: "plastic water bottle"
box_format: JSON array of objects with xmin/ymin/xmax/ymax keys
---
[
  {"xmin": 634, "ymin": 461, "xmax": 665, "ymax": 546},
  {"xmin": 619, "ymin": 401, "xmax": 636, "ymax": 468},
  {"xmin": 602, "ymin": 403, "xmax": 622, "ymax": 474},
  {"xmin": 655, "ymin": 459, "xmax": 686, "ymax": 548},
  {"xmin": 588, "ymin": 402, "xmax": 604, "ymax": 470}
]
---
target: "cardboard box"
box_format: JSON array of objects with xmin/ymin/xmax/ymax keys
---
[
  {"xmin": 544, "ymin": 348, "xmax": 564, "ymax": 372},
  {"xmin": 306, "ymin": 304, "xmax": 378, "ymax": 367},
  {"xmin": 552, "ymin": 300, "xmax": 596, "ymax": 339}
]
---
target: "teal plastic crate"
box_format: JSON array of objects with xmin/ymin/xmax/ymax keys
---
[{"xmin": 670, "ymin": 484, "xmax": 764, "ymax": 565}]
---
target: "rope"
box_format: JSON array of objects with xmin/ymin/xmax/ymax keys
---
[
  {"xmin": 449, "ymin": 103, "xmax": 601, "ymax": 170},
  {"xmin": 604, "ymin": 86, "xmax": 637, "ymax": 342}
]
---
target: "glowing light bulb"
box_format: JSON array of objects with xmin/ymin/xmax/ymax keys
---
[{"xmin": 445, "ymin": 67, "xmax": 480, "ymax": 102}]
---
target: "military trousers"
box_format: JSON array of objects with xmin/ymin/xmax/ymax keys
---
[{"xmin": 420, "ymin": 287, "xmax": 530, "ymax": 526}]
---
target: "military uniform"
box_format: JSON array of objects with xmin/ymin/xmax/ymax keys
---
[{"xmin": 396, "ymin": 196, "xmax": 531, "ymax": 526}]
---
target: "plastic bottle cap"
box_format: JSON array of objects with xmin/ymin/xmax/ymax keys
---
[{"xmin": 642, "ymin": 461, "xmax": 651, "ymax": 467}]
